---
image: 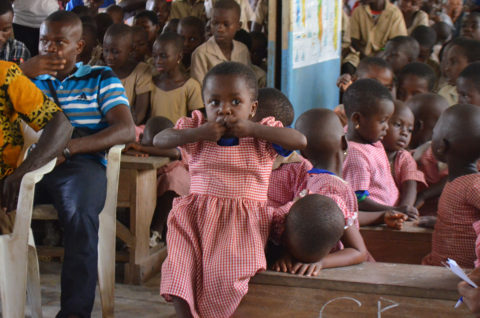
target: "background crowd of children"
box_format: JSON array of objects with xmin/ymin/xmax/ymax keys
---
[{"xmin": 4, "ymin": 0, "xmax": 480, "ymax": 316}]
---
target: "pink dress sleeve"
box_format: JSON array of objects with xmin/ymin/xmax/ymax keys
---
[
  {"xmin": 395, "ymin": 150, "xmax": 428, "ymax": 187},
  {"xmin": 418, "ymin": 146, "xmax": 448, "ymax": 185},
  {"xmin": 474, "ymin": 220, "xmax": 480, "ymax": 268},
  {"xmin": 257, "ymin": 116, "xmax": 284, "ymax": 161},
  {"xmin": 467, "ymin": 178, "xmax": 480, "ymax": 268},
  {"xmin": 174, "ymin": 110, "xmax": 206, "ymax": 160},
  {"xmin": 343, "ymin": 143, "xmax": 371, "ymax": 192}
]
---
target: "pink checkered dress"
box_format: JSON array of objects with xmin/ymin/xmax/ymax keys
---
[
  {"xmin": 422, "ymin": 174, "xmax": 480, "ymax": 268},
  {"xmin": 418, "ymin": 146, "xmax": 448, "ymax": 185},
  {"xmin": 267, "ymin": 152, "xmax": 312, "ymax": 207},
  {"xmin": 160, "ymin": 111, "xmax": 280, "ymax": 318},
  {"xmin": 474, "ymin": 220, "xmax": 480, "ymax": 268},
  {"xmin": 343, "ymin": 141, "xmax": 399, "ymax": 206},
  {"xmin": 392, "ymin": 149, "xmax": 427, "ymax": 188}
]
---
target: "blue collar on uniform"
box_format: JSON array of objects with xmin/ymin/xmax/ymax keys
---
[
  {"xmin": 307, "ymin": 168, "xmax": 336, "ymax": 176},
  {"xmin": 35, "ymin": 62, "xmax": 94, "ymax": 81}
]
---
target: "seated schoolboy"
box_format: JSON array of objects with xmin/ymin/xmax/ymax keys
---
[
  {"xmin": 422, "ymin": 104, "xmax": 480, "ymax": 268},
  {"xmin": 335, "ymin": 57, "xmax": 395, "ymax": 126},
  {"xmin": 461, "ymin": 12, "xmax": 480, "ymax": 41},
  {"xmin": 24, "ymin": 10, "xmax": 135, "ymax": 316},
  {"xmin": 146, "ymin": 0, "xmax": 170, "ymax": 33},
  {"xmin": 431, "ymin": 21, "xmax": 453, "ymax": 63},
  {"xmin": 270, "ymin": 194, "xmax": 367, "ymax": 276},
  {"xmin": 94, "ymin": 12, "xmax": 113, "ymax": 45},
  {"xmin": 0, "ymin": 1, "xmax": 30, "ymax": 63},
  {"xmin": 457, "ymin": 61, "xmax": 480, "ymax": 106},
  {"xmin": 397, "ymin": 62, "xmax": 436, "ymax": 102},
  {"xmin": 168, "ymin": 0, "xmax": 206, "ymax": 22},
  {"xmin": 132, "ymin": 25, "xmax": 152, "ymax": 64},
  {"xmin": 103, "ymin": 23, "xmax": 153, "ymax": 125},
  {"xmin": 251, "ymin": 88, "xmax": 312, "ymax": 207},
  {"xmin": 106, "ymin": 4, "xmax": 124, "ymax": 24},
  {"xmin": 342, "ymin": 79, "xmax": 418, "ymax": 220},
  {"xmin": 411, "ymin": 25, "xmax": 441, "ymax": 78},
  {"xmin": 134, "ymin": 10, "xmax": 161, "ymax": 53},
  {"xmin": 381, "ymin": 101, "xmax": 427, "ymax": 208},
  {"xmin": 77, "ymin": 22, "xmax": 101, "ymax": 66},
  {"xmin": 438, "ymin": 37, "xmax": 480, "ymax": 106},
  {"xmin": 382, "ymin": 36, "xmax": 420, "ymax": 76},
  {"xmin": 234, "ymin": 29, "xmax": 266, "ymax": 88},
  {"xmin": 177, "ymin": 16, "xmax": 205, "ymax": 73},
  {"xmin": 398, "ymin": 0, "xmax": 429, "ymax": 35},
  {"xmin": 162, "ymin": 18, "xmax": 179, "ymax": 34},
  {"xmin": 150, "ymin": 32, "xmax": 204, "ymax": 124},
  {"xmin": 190, "ymin": 0, "xmax": 251, "ymax": 85},
  {"xmin": 342, "ymin": 0, "xmax": 407, "ymax": 72}
]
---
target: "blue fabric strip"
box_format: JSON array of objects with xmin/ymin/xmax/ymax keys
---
[
  {"xmin": 307, "ymin": 168, "xmax": 337, "ymax": 176},
  {"xmin": 273, "ymin": 143, "xmax": 292, "ymax": 157},
  {"xmin": 355, "ymin": 190, "xmax": 370, "ymax": 202},
  {"xmin": 217, "ymin": 137, "xmax": 239, "ymax": 146}
]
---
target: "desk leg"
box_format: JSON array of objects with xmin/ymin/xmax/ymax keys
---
[{"xmin": 124, "ymin": 169, "xmax": 168, "ymax": 284}]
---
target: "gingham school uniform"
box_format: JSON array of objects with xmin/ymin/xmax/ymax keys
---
[
  {"xmin": 392, "ymin": 149, "xmax": 427, "ymax": 188},
  {"xmin": 267, "ymin": 152, "xmax": 312, "ymax": 207},
  {"xmin": 473, "ymin": 220, "xmax": 480, "ymax": 268},
  {"xmin": 418, "ymin": 146, "xmax": 448, "ymax": 185},
  {"xmin": 343, "ymin": 141, "xmax": 399, "ymax": 206},
  {"xmin": 422, "ymin": 174, "xmax": 480, "ymax": 268},
  {"xmin": 160, "ymin": 110, "xmax": 281, "ymax": 318}
]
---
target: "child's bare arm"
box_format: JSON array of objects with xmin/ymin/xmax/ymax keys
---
[
  {"xmin": 359, "ymin": 198, "xmax": 418, "ymax": 220},
  {"xmin": 153, "ymin": 121, "xmax": 226, "ymax": 149},
  {"xmin": 125, "ymin": 142, "xmax": 180, "ymax": 159},
  {"xmin": 132, "ymin": 92, "xmax": 150, "ymax": 125},
  {"xmin": 321, "ymin": 226, "xmax": 368, "ymax": 269},
  {"xmin": 415, "ymin": 177, "xmax": 447, "ymax": 209},
  {"xmin": 358, "ymin": 211, "xmax": 407, "ymax": 229},
  {"xmin": 398, "ymin": 180, "xmax": 417, "ymax": 207}
]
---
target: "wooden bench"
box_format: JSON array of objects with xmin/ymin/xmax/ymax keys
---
[
  {"xmin": 360, "ymin": 222, "xmax": 433, "ymax": 264},
  {"xmin": 235, "ymin": 262, "xmax": 473, "ymax": 317}
]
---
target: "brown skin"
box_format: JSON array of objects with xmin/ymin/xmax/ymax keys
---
[
  {"xmin": 152, "ymin": 40, "xmax": 187, "ymax": 90},
  {"xmin": 398, "ymin": 0, "xmax": 422, "ymax": 28},
  {"xmin": 461, "ymin": 13, "xmax": 480, "ymax": 41},
  {"xmin": 458, "ymin": 267, "xmax": 480, "ymax": 316},
  {"xmin": 397, "ymin": 74, "xmax": 430, "ymax": 102},
  {"xmin": 338, "ymin": 65, "xmax": 395, "ymax": 97},
  {"xmin": 146, "ymin": 0, "xmax": 170, "ymax": 31},
  {"xmin": 134, "ymin": 16, "xmax": 160, "ymax": 47},
  {"xmin": 211, "ymin": 8, "xmax": 241, "ymax": 60},
  {"xmin": 33, "ymin": 19, "xmax": 135, "ymax": 164},
  {"xmin": 0, "ymin": 10, "xmax": 13, "ymax": 52},
  {"xmin": 442, "ymin": 44, "xmax": 470, "ymax": 86},
  {"xmin": 132, "ymin": 27, "xmax": 151, "ymax": 62},
  {"xmin": 178, "ymin": 22, "xmax": 205, "ymax": 69},
  {"xmin": 383, "ymin": 43, "xmax": 412, "ymax": 75},
  {"xmin": 457, "ymin": 77, "xmax": 480, "ymax": 106}
]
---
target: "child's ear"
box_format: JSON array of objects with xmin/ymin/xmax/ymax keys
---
[
  {"xmin": 237, "ymin": 21, "xmax": 242, "ymax": 32},
  {"xmin": 341, "ymin": 135, "xmax": 348, "ymax": 152},
  {"xmin": 76, "ymin": 38, "xmax": 86, "ymax": 55},
  {"xmin": 434, "ymin": 138, "xmax": 449, "ymax": 161},
  {"xmin": 351, "ymin": 112, "xmax": 361, "ymax": 127},
  {"xmin": 249, "ymin": 100, "xmax": 258, "ymax": 118}
]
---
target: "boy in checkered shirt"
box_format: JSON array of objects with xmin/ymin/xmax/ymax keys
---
[
  {"xmin": 422, "ymin": 104, "xmax": 480, "ymax": 268},
  {"xmin": 342, "ymin": 79, "xmax": 418, "ymax": 221}
]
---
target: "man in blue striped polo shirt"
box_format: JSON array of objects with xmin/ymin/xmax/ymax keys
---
[{"xmin": 22, "ymin": 11, "xmax": 135, "ymax": 318}]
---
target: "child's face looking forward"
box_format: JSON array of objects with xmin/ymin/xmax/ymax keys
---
[
  {"xmin": 135, "ymin": 17, "xmax": 159, "ymax": 43},
  {"xmin": 0, "ymin": 11, "xmax": 13, "ymax": 51},
  {"xmin": 397, "ymin": 74, "xmax": 430, "ymax": 102},
  {"xmin": 354, "ymin": 99, "xmax": 394, "ymax": 143},
  {"xmin": 211, "ymin": 8, "xmax": 240, "ymax": 46},
  {"xmin": 203, "ymin": 74, "xmax": 257, "ymax": 128},
  {"xmin": 133, "ymin": 31, "xmax": 150, "ymax": 62},
  {"xmin": 359, "ymin": 66, "xmax": 395, "ymax": 96},
  {"xmin": 382, "ymin": 105, "xmax": 414, "ymax": 152},
  {"xmin": 461, "ymin": 14, "xmax": 480, "ymax": 41},
  {"xmin": 103, "ymin": 35, "xmax": 132, "ymax": 69},
  {"xmin": 178, "ymin": 23, "xmax": 204, "ymax": 55},
  {"xmin": 457, "ymin": 77, "xmax": 480, "ymax": 106},
  {"xmin": 442, "ymin": 44, "xmax": 469, "ymax": 85},
  {"xmin": 383, "ymin": 44, "xmax": 410, "ymax": 74},
  {"xmin": 152, "ymin": 40, "xmax": 181, "ymax": 73}
]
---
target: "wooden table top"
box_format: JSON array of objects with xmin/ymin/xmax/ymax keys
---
[
  {"xmin": 252, "ymin": 262, "xmax": 461, "ymax": 301},
  {"xmin": 120, "ymin": 155, "xmax": 170, "ymax": 170},
  {"xmin": 360, "ymin": 221, "xmax": 433, "ymax": 234}
]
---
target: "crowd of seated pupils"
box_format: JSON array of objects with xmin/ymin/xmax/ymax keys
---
[{"xmin": 3, "ymin": 0, "xmax": 480, "ymax": 316}]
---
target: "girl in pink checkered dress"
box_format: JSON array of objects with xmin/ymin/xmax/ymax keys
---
[
  {"xmin": 342, "ymin": 79, "xmax": 418, "ymax": 223},
  {"xmin": 153, "ymin": 62, "xmax": 306, "ymax": 318},
  {"xmin": 423, "ymin": 104, "xmax": 480, "ymax": 268}
]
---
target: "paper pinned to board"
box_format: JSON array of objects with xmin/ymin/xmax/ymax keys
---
[{"xmin": 445, "ymin": 258, "xmax": 478, "ymax": 288}]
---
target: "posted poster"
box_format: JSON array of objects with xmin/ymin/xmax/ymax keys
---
[{"xmin": 292, "ymin": 0, "xmax": 341, "ymax": 69}]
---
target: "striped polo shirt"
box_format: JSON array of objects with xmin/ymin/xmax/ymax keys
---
[{"xmin": 32, "ymin": 62, "xmax": 129, "ymax": 165}]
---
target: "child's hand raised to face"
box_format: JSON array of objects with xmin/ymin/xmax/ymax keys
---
[
  {"xmin": 384, "ymin": 211, "xmax": 408, "ymax": 229},
  {"xmin": 199, "ymin": 120, "xmax": 226, "ymax": 142},
  {"xmin": 224, "ymin": 115, "xmax": 255, "ymax": 138}
]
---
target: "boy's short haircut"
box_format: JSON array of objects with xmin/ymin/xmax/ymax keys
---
[
  {"xmin": 178, "ymin": 16, "xmax": 205, "ymax": 35},
  {"xmin": 213, "ymin": 0, "xmax": 241, "ymax": 19},
  {"xmin": 234, "ymin": 29, "xmax": 252, "ymax": 50},
  {"xmin": 449, "ymin": 37, "xmax": 480, "ymax": 63},
  {"xmin": 135, "ymin": 9, "xmax": 159, "ymax": 25},
  {"xmin": 82, "ymin": 22, "xmax": 98, "ymax": 39},
  {"xmin": 343, "ymin": 78, "xmax": 393, "ymax": 118},
  {"xmin": 46, "ymin": 10, "xmax": 82, "ymax": 25},
  {"xmin": 411, "ymin": 25, "xmax": 437, "ymax": 49},
  {"xmin": 0, "ymin": 0, "xmax": 13, "ymax": 16},
  {"xmin": 156, "ymin": 31, "xmax": 184, "ymax": 51},
  {"xmin": 203, "ymin": 62, "xmax": 258, "ymax": 100},
  {"xmin": 105, "ymin": 23, "xmax": 133, "ymax": 40},
  {"xmin": 458, "ymin": 61, "xmax": 480, "ymax": 93},
  {"xmin": 255, "ymin": 88, "xmax": 294, "ymax": 126},
  {"xmin": 106, "ymin": 4, "xmax": 124, "ymax": 14},
  {"xmin": 142, "ymin": 116, "xmax": 174, "ymax": 144},
  {"xmin": 356, "ymin": 57, "xmax": 392, "ymax": 77},
  {"xmin": 398, "ymin": 62, "xmax": 436, "ymax": 91},
  {"xmin": 433, "ymin": 22, "xmax": 453, "ymax": 43},
  {"xmin": 387, "ymin": 36, "xmax": 420, "ymax": 61},
  {"xmin": 284, "ymin": 194, "xmax": 345, "ymax": 263}
]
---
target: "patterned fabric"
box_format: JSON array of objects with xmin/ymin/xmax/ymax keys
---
[
  {"xmin": 423, "ymin": 174, "xmax": 480, "ymax": 268},
  {"xmin": 32, "ymin": 63, "xmax": 129, "ymax": 165},
  {"xmin": 267, "ymin": 152, "xmax": 312, "ymax": 207},
  {"xmin": 392, "ymin": 149, "xmax": 427, "ymax": 188},
  {"xmin": 474, "ymin": 220, "xmax": 480, "ymax": 268},
  {"xmin": 343, "ymin": 141, "xmax": 399, "ymax": 206},
  {"xmin": 0, "ymin": 62, "xmax": 60, "ymax": 179},
  {"xmin": 0, "ymin": 38, "xmax": 31, "ymax": 64},
  {"xmin": 160, "ymin": 110, "xmax": 281, "ymax": 318},
  {"xmin": 418, "ymin": 146, "xmax": 448, "ymax": 185}
]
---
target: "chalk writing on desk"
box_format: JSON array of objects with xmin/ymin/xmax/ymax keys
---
[{"xmin": 318, "ymin": 296, "xmax": 399, "ymax": 317}]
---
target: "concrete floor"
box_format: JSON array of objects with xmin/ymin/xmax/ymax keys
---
[{"xmin": 28, "ymin": 262, "xmax": 176, "ymax": 318}]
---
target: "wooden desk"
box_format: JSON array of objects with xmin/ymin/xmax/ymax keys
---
[
  {"xmin": 236, "ymin": 263, "xmax": 473, "ymax": 317},
  {"xmin": 360, "ymin": 222, "xmax": 433, "ymax": 264},
  {"xmin": 117, "ymin": 155, "xmax": 170, "ymax": 284}
]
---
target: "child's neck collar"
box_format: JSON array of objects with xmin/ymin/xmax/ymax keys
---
[{"xmin": 447, "ymin": 158, "xmax": 479, "ymax": 182}]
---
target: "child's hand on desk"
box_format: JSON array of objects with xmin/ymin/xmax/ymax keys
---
[
  {"xmin": 458, "ymin": 268, "xmax": 480, "ymax": 316},
  {"xmin": 124, "ymin": 150, "xmax": 149, "ymax": 157},
  {"xmin": 384, "ymin": 211, "xmax": 408, "ymax": 230},
  {"xmin": 124, "ymin": 142, "xmax": 142, "ymax": 152},
  {"xmin": 394, "ymin": 205, "xmax": 419, "ymax": 220},
  {"xmin": 416, "ymin": 216, "xmax": 437, "ymax": 229},
  {"xmin": 272, "ymin": 253, "xmax": 322, "ymax": 277}
]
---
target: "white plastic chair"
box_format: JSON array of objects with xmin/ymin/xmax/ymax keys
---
[
  {"xmin": 0, "ymin": 158, "xmax": 57, "ymax": 318},
  {"xmin": 31, "ymin": 144, "xmax": 125, "ymax": 318}
]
